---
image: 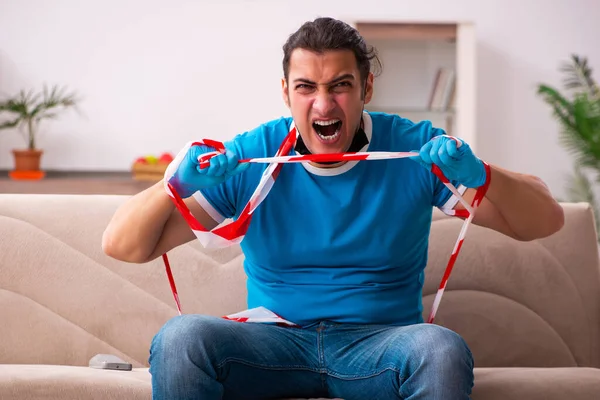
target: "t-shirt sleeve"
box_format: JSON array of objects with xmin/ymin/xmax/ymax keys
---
[
  {"xmin": 429, "ymin": 127, "xmax": 468, "ymax": 211},
  {"xmin": 192, "ymin": 169, "xmax": 237, "ymax": 223}
]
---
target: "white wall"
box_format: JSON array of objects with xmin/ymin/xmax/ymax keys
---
[{"xmin": 1, "ymin": 0, "xmax": 599, "ymax": 199}]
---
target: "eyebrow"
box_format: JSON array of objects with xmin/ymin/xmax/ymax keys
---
[{"xmin": 293, "ymin": 73, "xmax": 355, "ymax": 85}]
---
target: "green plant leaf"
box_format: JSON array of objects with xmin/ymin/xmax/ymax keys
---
[
  {"xmin": 0, "ymin": 118, "xmax": 21, "ymax": 130},
  {"xmin": 537, "ymin": 85, "xmax": 576, "ymax": 130},
  {"xmin": 558, "ymin": 55, "xmax": 599, "ymax": 97},
  {"xmin": 539, "ymin": 54, "xmax": 600, "ymax": 241},
  {"xmin": 36, "ymin": 112, "xmax": 58, "ymax": 121},
  {"xmin": 565, "ymin": 105, "xmax": 600, "ymax": 172}
]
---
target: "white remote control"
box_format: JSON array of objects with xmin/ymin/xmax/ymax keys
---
[{"xmin": 89, "ymin": 354, "xmax": 132, "ymax": 371}]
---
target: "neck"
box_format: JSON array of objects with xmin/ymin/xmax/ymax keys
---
[{"xmin": 295, "ymin": 119, "xmax": 368, "ymax": 169}]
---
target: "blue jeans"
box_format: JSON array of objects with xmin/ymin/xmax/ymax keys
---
[{"xmin": 149, "ymin": 315, "xmax": 474, "ymax": 399}]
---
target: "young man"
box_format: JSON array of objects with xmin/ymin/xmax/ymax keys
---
[{"xmin": 103, "ymin": 17, "xmax": 564, "ymax": 400}]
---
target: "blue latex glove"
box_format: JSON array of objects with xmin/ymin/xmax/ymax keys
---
[
  {"xmin": 167, "ymin": 143, "xmax": 249, "ymax": 198},
  {"xmin": 410, "ymin": 135, "xmax": 487, "ymax": 188}
]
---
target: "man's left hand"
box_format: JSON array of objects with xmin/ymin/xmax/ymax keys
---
[{"xmin": 410, "ymin": 135, "xmax": 487, "ymax": 188}]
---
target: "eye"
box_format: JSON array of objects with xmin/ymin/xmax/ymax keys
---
[
  {"xmin": 295, "ymin": 84, "xmax": 315, "ymax": 94},
  {"xmin": 331, "ymin": 81, "xmax": 352, "ymax": 92}
]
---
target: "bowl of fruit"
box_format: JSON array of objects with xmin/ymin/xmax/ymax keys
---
[{"xmin": 131, "ymin": 152, "xmax": 175, "ymax": 181}]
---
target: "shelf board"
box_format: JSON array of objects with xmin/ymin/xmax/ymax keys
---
[
  {"xmin": 0, "ymin": 170, "xmax": 153, "ymax": 195},
  {"xmin": 355, "ymin": 22, "xmax": 457, "ymax": 41}
]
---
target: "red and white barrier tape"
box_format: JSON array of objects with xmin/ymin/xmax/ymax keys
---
[{"xmin": 162, "ymin": 127, "xmax": 491, "ymax": 323}]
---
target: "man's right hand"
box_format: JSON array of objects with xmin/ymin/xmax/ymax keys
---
[{"xmin": 166, "ymin": 142, "xmax": 250, "ymax": 198}]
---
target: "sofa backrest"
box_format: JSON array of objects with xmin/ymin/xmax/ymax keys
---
[
  {"xmin": 1, "ymin": 194, "xmax": 599, "ymax": 369},
  {"xmin": 426, "ymin": 203, "xmax": 600, "ymax": 368}
]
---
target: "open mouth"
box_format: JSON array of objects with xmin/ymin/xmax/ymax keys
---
[{"xmin": 313, "ymin": 119, "xmax": 342, "ymax": 142}]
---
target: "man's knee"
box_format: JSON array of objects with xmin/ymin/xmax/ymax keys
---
[
  {"xmin": 149, "ymin": 314, "xmax": 226, "ymax": 366},
  {"xmin": 411, "ymin": 324, "xmax": 473, "ymax": 372},
  {"xmin": 392, "ymin": 324, "xmax": 473, "ymax": 398}
]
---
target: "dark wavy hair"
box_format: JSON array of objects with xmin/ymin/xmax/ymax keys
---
[{"xmin": 282, "ymin": 17, "xmax": 382, "ymax": 92}]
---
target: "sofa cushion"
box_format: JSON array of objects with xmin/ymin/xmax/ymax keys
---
[
  {"xmin": 1, "ymin": 365, "xmax": 599, "ymax": 400},
  {"xmin": 471, "ymin": 367, "xmax": 600, "ymax": 399},
  {"xmin": 0, "ymin": 365, "xmax": 151, "ymax": 400},
  {"xmin": 0, "ymin": 365, "xmax": 335, "ymax": 400}
]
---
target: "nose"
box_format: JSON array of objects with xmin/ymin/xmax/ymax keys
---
[{"xmin": 312, "ymin": 90, "xmax": 336, "ymax": 115}]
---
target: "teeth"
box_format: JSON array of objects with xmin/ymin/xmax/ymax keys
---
[
  {"xmin": 318, "ymin": 131, "xmax": 339, "ymax": 141},
  {"xmin": 316, "ymin": 125, "xmax": 341, "ymax": 141},
  {"xmin": 313, "ymin": 119, "xmax": 340, "ymax": 126}
]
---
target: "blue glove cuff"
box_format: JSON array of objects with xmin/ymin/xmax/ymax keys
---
[{"xmin": 461, "ymin": 158, "xmax": 487, "ymax": 188}]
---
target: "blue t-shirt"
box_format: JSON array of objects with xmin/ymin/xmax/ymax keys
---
[{"xmin": 195, "ymin": 111, "xmax": 464, "ymax": 327}]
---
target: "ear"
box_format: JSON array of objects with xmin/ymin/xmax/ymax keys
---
[
  {"xmin": 363, "ymin": 72, "xmax": 374, "ymax": 104},
  {"xmin": 281, "ymin": 78, "xmax": 290, "ymax": 108}
]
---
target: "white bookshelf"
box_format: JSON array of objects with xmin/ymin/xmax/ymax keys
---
[{"xmin": 348, "ymin": 21, "xmax": 477, "ymax": 151}]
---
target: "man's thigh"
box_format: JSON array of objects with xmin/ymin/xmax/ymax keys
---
[
  {"xmin": 321, "ymin": 322, "xmax": 473, "ymax": 400},
  {"xmin": 151, "ymin": 314, "xmax": 328, "ymax": 399},
  {"xmin": 215, "ymin": 320, "xmax": 326, "ymax": 399}
]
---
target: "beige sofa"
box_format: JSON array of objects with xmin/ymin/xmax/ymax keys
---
[{"xmin": 1, "ymin": 193, "xmax": 600, "ymax": 399}]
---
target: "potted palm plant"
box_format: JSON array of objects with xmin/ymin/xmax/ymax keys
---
[
  {"xmin": 0, "ymin": 84, "xmax": 80, "ymax": 179},
  {"xmin": 537, "ymin": 54, "xmax": 600, "ymax": 237}
]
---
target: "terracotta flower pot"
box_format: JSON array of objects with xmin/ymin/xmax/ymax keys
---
[{"xmin": 10, "ymin": 149, "xmax": 45, "ymax": 180}]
